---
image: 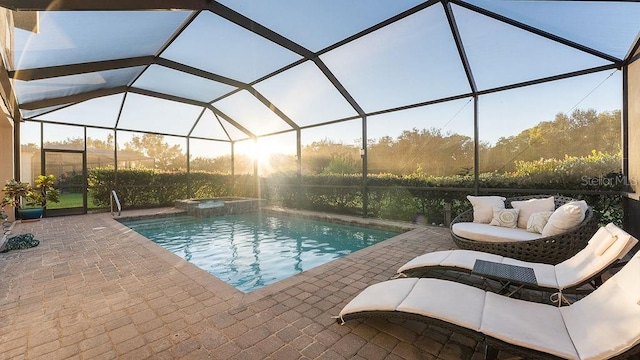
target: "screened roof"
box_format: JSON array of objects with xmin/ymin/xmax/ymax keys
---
[{"xmin": 6, "ymin": 0, "xmax": 640, "ymax": 143}]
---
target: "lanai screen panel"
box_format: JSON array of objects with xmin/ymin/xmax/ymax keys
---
[
  {"xmin": 189, "ymin": 138, "xmax": 231, "ymax": 173},
  {"xmin": 367, "ymin": 99, "xmax": 475, "ymax": 177},
  {"xmin": 320, "ymin": 3, "xmax": 471, "ymax": 113},
  {"xmin": 114, "ymin": 131, "xmax": 188, "ymax": 171},
  {"xmin": 86, "ymin": 128, "xmax": 116, "ymax": 169},
  {"xmin": 233, "ymin": 140, "xmax": 257, "ymax": 175},
  {"xmin": 477, "ymin": 70, "xmax": 622, "ymax": 175},
  {"xmin": 34, "ymin": 94, "xmax": 125, "ymax": 128},
  {"xmin": 6, "ymin": 1, "xmax": 640, "ymax": 171},
  {"xmin": 117, "ymin": 94, "xmax": 203, "ymax": 136},
  {"xmin": 133, "ymin": 65, "xmax": 237, "ymax": 103},
  {"xmin": 452, "ymin": 4, "xmax": 613, "ymax": 91},
  {"xmin": 463, "ymin": 0, "xmax": 640, "ymax": 60},
  {"xmin": 18, "ymin": 122, "xmax": 40, "ymax": 184},
  {"xmin": 253, "ymin": 132, "xmax": 297, "ymax": 176},
  {"xmin": 22, "ymin": 104, "xmax": 72, "ymax": 120},
  {"xmin": 190, "ymin": 109, "xmax": 232, "ymax": 141},
  {"xmin": 161, "ymin": 11, "xmax": 301, "ymax": 84},
  {"xmin": 300, "ymin": 119, "xmax": 362, "ymax": 176},
  {"xmin": 217, "ymin": 0, "xmax": 425, "ymax": 52},
  {"xmin": 42, "ymin": 123, "xmax": 84, "ymax": 150},
  {"xmin": 13, "ymin": 11, "xmax": 192, "ymax": 69},
  {"xmin": 15, "ymin": 67, "xmax": 144, "ymax": 105},
  {"xmin": 211, "ymin": 110, "xmax": 252, "ymax": 142},
  {"xmin": 253, "ymin": 61, "xmax": 357, "ymax": 127},
  {"xmin": 213, "ymin": 90, "xmax": 292, "ymax": 136}
]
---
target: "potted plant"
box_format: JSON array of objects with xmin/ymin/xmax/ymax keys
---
[{"xmin": 1, "ymin": 175, "xmax": 60, "ymax": 221}]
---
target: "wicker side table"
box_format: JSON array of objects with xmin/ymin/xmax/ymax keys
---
[{"xmin": 472, "ymin": 259, "xmax": 538, "ymax": 296}]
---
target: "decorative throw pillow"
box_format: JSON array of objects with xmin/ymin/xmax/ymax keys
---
[
  {"xmin": 541, "ymin": 200, "xmax": 589, "ymax": 237},
  {"xmin": 511, "ymin": 197, "xmax": 555, "ymax": 229},
  {"xmin": 467, "ymin": 195, "xmax": 506, "ymax": 224},
  {"xmin": 489, "ymin": 208, "xmax": 519, "ymax": 228},
  {"xmin": 526, "ymin": 211, "xmax": 554, "ymax": 234}
]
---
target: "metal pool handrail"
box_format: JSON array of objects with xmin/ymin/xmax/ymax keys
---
[{"xmin": 110, "ymin": 190, "xmax": 121, "ymax": 216}]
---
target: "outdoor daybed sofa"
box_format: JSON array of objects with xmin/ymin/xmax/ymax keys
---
[
  {"xmin": 396, "ymin": 223, "xmax": 637, "ymax": 301},
  {"xmin": 336, "ymin": 239, "xmax": 640, "ymax": 360},
  {"xmin": 451, "ymin": 195, "xmax": 598, "ymax": 264}
]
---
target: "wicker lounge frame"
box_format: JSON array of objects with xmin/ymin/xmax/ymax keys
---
[
  {"xmin": 396, "ymin": 254, "xmax": 602, "ymax": 297},
  {"xmin": 396, "ymin": 223, "xmax": 638, "ymax": 300},
  {"xmin": 450, "ymin": 195, "xmax": 598, "ymax": 264},
  {"xmin": 338, "ymin": 310, "xmax": 640, "ymax": 360},
  {"xmin": 337, "ymin": 250, "xmax": 640, "ymax": 360}
]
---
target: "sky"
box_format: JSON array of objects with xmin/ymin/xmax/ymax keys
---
[{"xmin": 14, "ymin": 1, "xmax": 639, "ymax": 157}]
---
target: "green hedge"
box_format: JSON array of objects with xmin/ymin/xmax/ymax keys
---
[
  {"xmin": 264, "ymin": 172, "xmax": 622, "ymax": 225},
  {"xmin": 88, "ymin": 167, "xmax": 623, "ymax": 226},
  {"xmin": 88, "ymin": 168, "xmax": 257, "ymax": 209}
]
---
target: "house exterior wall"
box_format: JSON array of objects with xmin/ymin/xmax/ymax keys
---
[
  {"xmin": 625, "ymin": 45, "xmax": 640, "ymax": 238},
  {"xmin": 0, "ymin": 8, "xmax": 14, "ymax": 221},
  {"xmin": 0, "ymin": 102, "xmax": 15, "ymax": 221}
]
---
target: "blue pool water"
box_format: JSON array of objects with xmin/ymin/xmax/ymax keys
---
[{"xmin": 119, "ymin": 213, "xmax": 399, "ymax": 292}]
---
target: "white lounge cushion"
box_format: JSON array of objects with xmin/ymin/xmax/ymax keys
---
[
  {"xmin": 438, "ymin": 249, "xmax": 504, "ymax": 270},
  {"xmin": 561, "ymin": 256, "xmax": 640, "ymax": 360},
  {"xmin": 342, "ymin": 251, "xmax": 640, "ymax": 360},
  {"xmin": 481, "ymin": 292, "xmax": 578, "ymax": 359},
  {"xmin": 397, "ymin": 250, "xmax": 504, "ymax": 273},
  {"xmin": 452, "ymin": 222, "xmax": 543, "ymax": 243},
  {"xmin": 397, "ymin": 278, "xmax": 486, "ymax": 330},
  {"xmin": 397, "ymin": 250, "xmax": 456, "ymax": 272},
  {"xmin": 397, "ymin": 249, "xmax": 560, "ymax": 289},
  {"xmin": 401, "ymin": 223, "xmax": 637, "ymax": 291},
  {"xmin": 338, "ymin": 278, "xmax": 418, "ymax": 315},
  {"xmin": 554, "ymin": 224, "xmax": 636, "ymax": 289},
  {"xmin": 511, "ymin": 196, "xmax": 555, "ymax": 229},
  {"xmin": 338, "ymin": 278, "xmax": 486, "ymax": 331},
  {"xmin": 467, "ymin": 195, "xmax": 506, "ymax": 224},
  {"xmin": 605, "ymin": 222, "xmax": 639, "ymax": 259},
  {"xmin": 542, "ymin": 200, "xmax": 589, "ymax": 237}
]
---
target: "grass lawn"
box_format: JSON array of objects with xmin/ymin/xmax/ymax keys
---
[{"xmin": 47, "ymin": 192, "xmax": 99, "ymax": 209}]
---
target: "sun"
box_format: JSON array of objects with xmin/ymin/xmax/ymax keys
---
[
  {"xmin": 240, "ymin": 138, "xmax": 296, "ymax": 175},
  {"xmin": 244, "ymin": 140, "xmax": 273, "ymax": 167}
]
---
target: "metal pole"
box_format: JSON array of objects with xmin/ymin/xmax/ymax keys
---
[
  {"xmin": 473, "ymin": 95, "xmax": 480, "ymax": 195},
  {"xmin": 362, "ymin": 115, "xmax": 368, "ymax": 217}
]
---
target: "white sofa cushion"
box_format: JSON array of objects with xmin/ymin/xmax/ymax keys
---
[
  {"xmin": 489, "ymin": 208, "xmax": 519, "ymax": 228},
  {"xmin": 542, "ymin": 200, "xmax": 588, "ymax": 237},
  {"xmin": 467, "ymin": 195, "xmax": 506, "ymax": 224},
  {"xmin": 511, "ymin": 196, "xmax": 555, "ymax": 229},
  {"xmin": 526, "ymin": 210, "xmax": 554, "ymax": 234},
  {"xmin": 452, "ymin": 222, "xmax": 543, "ymax": 243}
]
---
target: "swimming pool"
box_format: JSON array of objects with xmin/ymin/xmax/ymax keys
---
[{"xmin": 119, "ymin": 213, "xmax": 399, "ymax": 292}]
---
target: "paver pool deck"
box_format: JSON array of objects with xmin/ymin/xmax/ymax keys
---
[{"xmin": 1, "ymin": 208, "xmax": 530, "ymax": 359}]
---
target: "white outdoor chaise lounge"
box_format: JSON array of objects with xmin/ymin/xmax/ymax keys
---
[
  {"xmin": 397, "ymin": 223, "xmax": 637, "ymax": 298},
  {"xmin": 337, "ymin": 247, "xmax": 640, "ymax": 360}
]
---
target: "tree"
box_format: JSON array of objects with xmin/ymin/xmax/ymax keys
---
[
  {"xmin": 368, "ymin": 127, "xmax": 474, "ymax": 176},
  {"xmin": 123, "ymin": 134, "xmax": 186, "ymax": 171},
  {"xmin": 484, "ymin": 108, "xmax": 621, "ymax": 173},
  {"xmin": 301, "ymin": 139, "xmax": 361, "ymax": 175},
  {"xmin": 190, "ymin": 156, "xmax": 232, "ymax": 173}
]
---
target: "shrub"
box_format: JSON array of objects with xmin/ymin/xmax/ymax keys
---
[{"xmin": 88, "ymin": 150, "xmax": 623, "ymax": 225}]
